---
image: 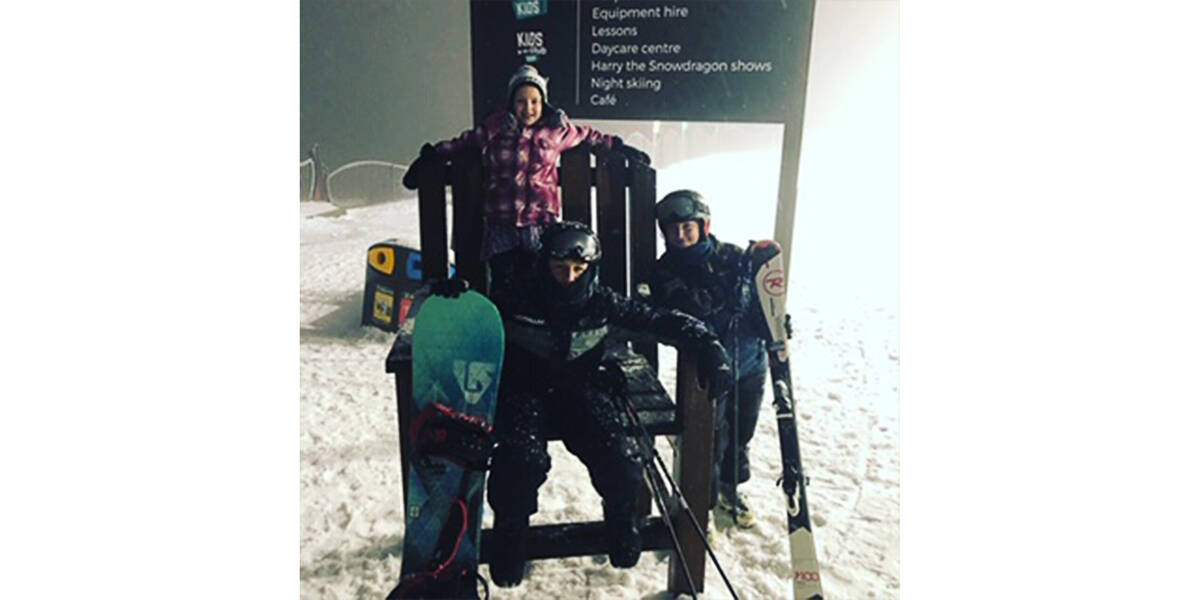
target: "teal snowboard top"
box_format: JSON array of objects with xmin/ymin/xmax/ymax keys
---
[{"xmin": 396, "ymin": 289, "xmax": 504, "ymax": 598}]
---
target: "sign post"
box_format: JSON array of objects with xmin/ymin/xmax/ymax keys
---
[{"xmin": 773, "ymin": 8, "xmax": 818, "ymax": 276}]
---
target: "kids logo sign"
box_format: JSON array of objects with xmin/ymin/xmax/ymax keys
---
[
  {"xmin": 512, "ymin": 0, "xmax": 548, "ymax": 20},
  {"xmin": 516, "ymin": 30, "xmax": 547, "ymax": 63}
]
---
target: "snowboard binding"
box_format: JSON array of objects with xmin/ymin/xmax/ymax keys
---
[
  {"xmin": 387, "ymin": 498, "xmax": 489, "ymax": 599},
  {"xmin": 409, "ymin": 401, "xmax": 496, "ymax": 472}
]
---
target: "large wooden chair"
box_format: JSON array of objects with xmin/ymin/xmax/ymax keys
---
[{"xmin": 385, "ymin": 145, "xmax": 717, "ymax": 593}]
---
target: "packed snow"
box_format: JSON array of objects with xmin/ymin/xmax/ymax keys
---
[{"xmin": 299, "ymin": 157, "xmax": 899, "ymax": 599}]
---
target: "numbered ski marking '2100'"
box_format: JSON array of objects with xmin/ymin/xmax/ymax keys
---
[
  {"xmin": 789, "ymin": 528, "xmax": 823, "ymax": 599},
  {"xmin": 452, "ymin": 359, "xmax": 497, "ymax": 405}
]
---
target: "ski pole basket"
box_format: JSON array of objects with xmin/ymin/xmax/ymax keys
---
[{"xmin": 385, "ymin": 145, "xmax": 719, "ymax": 594}]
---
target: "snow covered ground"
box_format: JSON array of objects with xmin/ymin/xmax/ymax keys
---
[{"xmin": 299, "ymin": 174, "xmax": 899, "ymax": 598}]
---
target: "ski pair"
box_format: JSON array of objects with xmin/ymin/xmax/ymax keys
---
[{"xmin": 748, "ymin": 240, "xmax": 825, "ymax": 600}]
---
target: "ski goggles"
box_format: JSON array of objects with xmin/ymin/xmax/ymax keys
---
[
  {"xmin": 543, "ymin": 228, "xmax": 602, "ymax": 262},
  {"xmin": 654, "ymin": 192, "xmax": 709, "ymax": 224}
]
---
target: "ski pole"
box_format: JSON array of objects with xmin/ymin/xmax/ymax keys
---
[
  {"xmin": 729, "ymin": 309, "xmax": 741, "ymax": 523},
  {"xmin": 631, "ymin": 419, "xmax": 700, "ymax": 596},
  {"xmin": 621, "ymin": 397, "xmax": 740, "ymax": 600}
]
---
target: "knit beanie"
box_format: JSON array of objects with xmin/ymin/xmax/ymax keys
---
[{"xmin": 507, "ymin": 65, "xmax": 549, "ymax": 106}]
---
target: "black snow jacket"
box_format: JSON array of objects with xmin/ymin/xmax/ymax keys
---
[
  {"xmin": 494, "ymin": 273, "xmax": 727, "ymax": 392},
  {"xmin": 651, "ymin": 234, "xmax": 766, "ymax": 375}
]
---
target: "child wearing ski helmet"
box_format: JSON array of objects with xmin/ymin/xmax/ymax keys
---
[
  {"xmin": 484, "ymin": 221, "xmax": 732, "ymax": 588},
  {"xmin": 650, "ymin": 189, "xmax": 770, "ymax": 529},
  {"xmin": 403, "ymin": 65, "xmax": 651, "ymax": 298}
]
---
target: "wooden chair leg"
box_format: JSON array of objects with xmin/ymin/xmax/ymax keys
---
[
  {"xmin": 668, "ymin": 353, "xmax": 713, "ymax": 594},
  {"xmin": 393, "ymin": 364, "xmax": 413, "ymax": 505}
]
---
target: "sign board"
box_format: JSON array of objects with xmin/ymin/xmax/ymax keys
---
[{"xmin": 470, "ymin": 0, "xmax": 814, "ymax": 123}]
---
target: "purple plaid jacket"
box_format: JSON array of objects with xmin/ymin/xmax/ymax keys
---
[{"xmin": 434, "ymin": 108, "xmax": 615, "ymax": 228}]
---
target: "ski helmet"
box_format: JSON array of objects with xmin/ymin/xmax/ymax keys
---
[
  {"xmin": 538, "ymin": 221, "xmax": 602, "ymax": 309},
  {"xmin": 655, "ymin": 189, "xmax": 711, "ymax": 238},
  {"xmin": 540, "ymin": 220, "xmax": 602, "ymax": 264}
]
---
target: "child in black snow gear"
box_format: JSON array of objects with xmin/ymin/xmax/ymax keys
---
[
  {"xmin": 651, "ymin": 189, "xmax": 769, "ymax": 530},
  {"xmin": 485, "ymin": 221, "xmax": 732, "ymax": 587}
]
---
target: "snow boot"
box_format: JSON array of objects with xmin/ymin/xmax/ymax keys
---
[
  {"xmin": 603, "ymin": 505, "xmax": 642, "ymax": 568},
  {"xmin": 488, "ymin": 515, "xmax": 530, "ymax": 587},
  {"xmin": 717, "ymin": 490, "xmax": 757, "ymax": 529}
]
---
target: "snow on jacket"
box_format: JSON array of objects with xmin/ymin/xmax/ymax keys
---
[
  {"xmin": 433, "ymin": 108, "xmax": 616, "ymax": 228},
  {"xmin": 651, "ymin": 235, "xmax": 767, "ymax": 376},
  {"xmin": 494, "ymin": 278, "xmax": 722, "ymax": 392}
]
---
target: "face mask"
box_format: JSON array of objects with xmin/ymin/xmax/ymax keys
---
[
  {"xmin": 670, "ymin": 237, "xmax": 714, "ymax": 264},
  {"xmin": 537, "ymin": 257, "xmax": 599, "ymax": 316}
]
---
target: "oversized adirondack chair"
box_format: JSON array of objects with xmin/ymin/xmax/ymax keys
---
[{"xmin": 384, "ymin": 144, "xmax": 718, "ymax": 593}]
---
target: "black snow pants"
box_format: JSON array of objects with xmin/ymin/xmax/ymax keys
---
[
  {"xmin": 485, "ymin": 249, "xmax": 531, "ymax": 301},
  {"xmin": 712, "ymin": 368, "xmax": 768, "ymax": 500},
  {"xmin": 487, "ymin": 379, "xmax": 643, "ymax": 521}
]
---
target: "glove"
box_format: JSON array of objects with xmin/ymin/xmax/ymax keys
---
[
  {"xmin": 402, "ymin": 143, "xmax": 440, "ymax": 190},
  {"xmin": 746, "ymin": 239, "xmax": 782, "ymax": 271},
  {"xmin": 596, "ymin": 362, "xmax": 629, "ymax": 399},
  {"xmin": 689, "ymin": 286, "xmax": 718, "ymax": 317},
  {"xmin": 611, "ymin": 136, "xmax": 651, "ymax": 166},
  {"xmin": 430, "ymin": 277, "xmax": 469, "ymax": 298},
  {"xmin": 695, "ymin": 340, "xmax": 733, "ymax": 400}
]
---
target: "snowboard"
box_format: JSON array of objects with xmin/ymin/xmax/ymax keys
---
[
  {"xmin": 388, "ymin": 289, "xmax": 504, "ymax": 599},
  {"xmin": 750, "ymin": 241, "xmax": 824, "ymax": 600}
]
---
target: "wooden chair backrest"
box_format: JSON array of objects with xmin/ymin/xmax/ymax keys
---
[{"xmin": 415, "ymin": 148, "xmax": 655, "ymax": 289}]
